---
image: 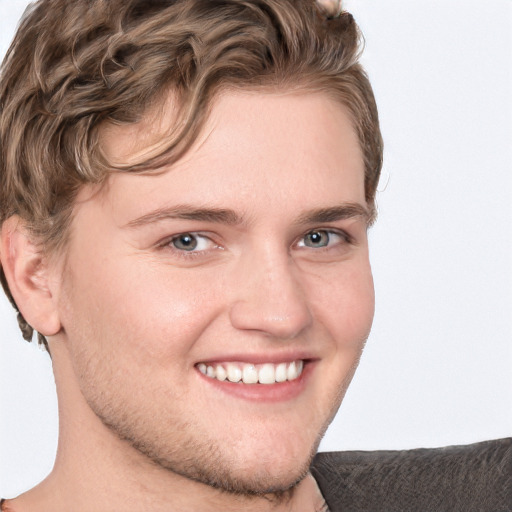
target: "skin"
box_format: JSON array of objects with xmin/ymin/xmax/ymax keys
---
[
  {"xmin": 2, "ymin": 90, "xmax": 374, "ymax": 511},
  {"xmin": 316, "ymin": 0, "xmax": 342, "ymax": 17}
]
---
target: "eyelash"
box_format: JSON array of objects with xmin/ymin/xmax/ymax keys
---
[
  {"xmin": 159, "ymin": 232, "xmax": 219, "ymax": 259},
  {"xmin": 295, "ymin": 229, "xmax": 351, "ymax": 251},
  {"xmin": 159, "ymin": 228, "xmax": 352, "ymax": 259}
]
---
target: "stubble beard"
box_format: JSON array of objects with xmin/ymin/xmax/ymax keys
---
[
  {"xmin": 94, "ymin": 404, "xmax": 325, "ymax": 503},
  {"xmin": 77, "ymin": 348, "xmax": 358, "ymax": 504},
  {"xmin": 69, "ymin": 304, "xmax": 365, "ymax": 504},
  {"xmin": 72, "ymin": 338, "xmax": 333, "ymax": 504}
]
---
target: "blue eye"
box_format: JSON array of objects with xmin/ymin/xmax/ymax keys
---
[
  {"xmin": 170, "ymin": 233, "xmax": 214, "ymax": 252},
  {"xmin": 159, "ymin": 231, "xmax": 221, "ymax": 261},
  {"xmin": 303, "ymin": 230, "xmax": 330, "ymax": 248},
  {"xmin": 172, "ymin": 233, "xmax": 198, "ymax": 251},
  {"xmin": 160, "ymin": 231, "xmax": 221, "ymax": 260},
  {"xmin": 296, "ymin": 229, "xmax": 349, "ymax": 250}
]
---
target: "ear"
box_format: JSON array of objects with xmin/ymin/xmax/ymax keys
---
[{"xmin": 0, "ymin": 216, "xmax": 61, "ymax": 337}]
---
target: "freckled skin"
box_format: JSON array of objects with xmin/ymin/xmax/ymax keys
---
[{"xmin": 53, "ymin": 91, "xmax": 374, "ymax": 505}]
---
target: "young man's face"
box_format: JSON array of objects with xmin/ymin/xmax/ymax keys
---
[{"xmin": 55, "ymin": 91, "xmax": 374, "ymax": 494}]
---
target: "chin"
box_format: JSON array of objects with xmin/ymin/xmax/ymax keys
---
[
  {"xmin": 190, "ymin": 455, "xmax": 313, "ymax": 497},
  {"xmin": 125, "ymin": 418, "xmax": 321, "ymax": 497},
  {"xmin": 192, "ymin": 426, "xmax": 322, "ymax": 496}
]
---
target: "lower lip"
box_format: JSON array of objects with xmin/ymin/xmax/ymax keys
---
[{"xmin": 197, "ymin": 362, "xmax": 314, "ymax": 403}]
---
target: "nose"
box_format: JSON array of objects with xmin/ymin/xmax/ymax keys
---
[{"xmin": 228, "ymin": 247, "xmax": 313, "ymax": 340}]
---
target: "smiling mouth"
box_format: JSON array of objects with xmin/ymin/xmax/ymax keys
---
[{"xmin": 196, "ymin": 360, "xmax": 305, "ymax": 385}]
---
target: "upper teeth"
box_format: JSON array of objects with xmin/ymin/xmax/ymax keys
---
[{"xmin": 197, "ymin": 360, "xmax": 304, "ymax": 384}]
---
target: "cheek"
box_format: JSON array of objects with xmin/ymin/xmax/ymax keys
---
[
  {"xmin": 311, "ymin": 262, "xmax": 375, "ymax": 347},
  {"xmin": 60, "ymin": 253, "xmax": 225, "ymax": 366},
  {"xmin": 121, "ymin": 265, "xmax": 227, "ymax": 364}
]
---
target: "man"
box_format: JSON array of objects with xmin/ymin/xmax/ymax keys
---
[
  {"xmin": 0, "ymin": 0, "xmax": 381, "ymax": 510},
  {"xmin": 1, "ymin": 1, "xmax": 510, "ymax": 511}
]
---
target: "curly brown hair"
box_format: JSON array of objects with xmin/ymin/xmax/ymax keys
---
[{"xmin": 0, "ymin": 0, "xmax": 382, "ymax": 350}]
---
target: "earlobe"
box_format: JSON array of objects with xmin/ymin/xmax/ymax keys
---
[{"xmin": 0, "ymin": 216, "xmax": 61, "ymax": 337}]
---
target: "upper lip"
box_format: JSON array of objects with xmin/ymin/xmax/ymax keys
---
[{"xmin": 195, "ymin": 351, "xmax": 319, "ymax": 366}]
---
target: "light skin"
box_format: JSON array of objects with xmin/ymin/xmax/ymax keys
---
[{"xmin": 1, "ymin": 90, "xmax": 374, "ymax": 511}]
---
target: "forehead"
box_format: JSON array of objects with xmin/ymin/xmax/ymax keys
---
[{"xmin": 86, "ymin": 90, "xmax": 365, "ymax": 221}]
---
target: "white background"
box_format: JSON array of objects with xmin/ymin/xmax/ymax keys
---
[{"xmin": 1, "ymin": 0, "xmax": 511, "ymax": 498}]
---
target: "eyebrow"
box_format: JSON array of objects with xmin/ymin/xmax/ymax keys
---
[
  {"xmin": 295, "ymin": 203, "xmax": 371, "ymax": 225},
  {"xmin": 125, "ymin": 205, "xmax": 244, "ymax": 228},
  {"xmin": 125, "ymin": 202, "xmax": 370, "ymax": 229}
]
